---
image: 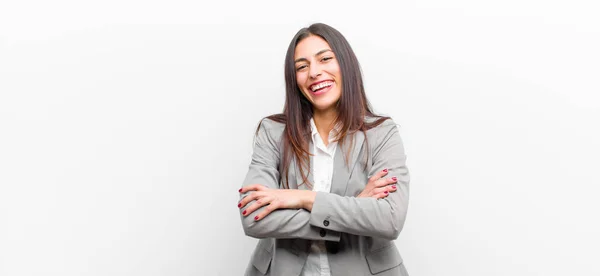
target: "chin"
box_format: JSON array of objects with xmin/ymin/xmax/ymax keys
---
[
  {"xmin": 303, "ymin": 90, "xmax": 341, "ymax": 111},
  {"xmin": 313, "ymin": 101, "xmax": 338, "ymax": 111}
]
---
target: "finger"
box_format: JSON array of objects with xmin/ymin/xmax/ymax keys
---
[
  {"xmin": 238, "ymin": 191, "xmax": 264, "ymax": 210},
  {"xmin": 368, "ymin": 168, "xmax": 389, "ymax": 183},
  {"xmin": 238, "ymin": 192, "xmax": 257, "ymax": 210},
  {"xmin": 372, "ymin": 191, "xmax": 390, "ymax": 199},
  {"xmin": 372, "ymin": 187, "xmax": 392, "ymax": 195},
  {"xmin": 378, "ymin": 184, "xmax": 398, "ymax": 193},
  {"xmin": 375, "ymin": 176, "xmax": 399, "ymax": 188},
  {"xmin": 374, "ymin": 177, "xmax": 390, "ymax": 188},
  {"xmin": 254, "ymin": 200, "xmax": 281, "ymax": 221},
  {"xmin": 239, "ymin": 184, "xmax": 267, "ymax": 193},
  {"xmin": 243, "ymin": 195, "xmax": 273, "ymax": 217}
]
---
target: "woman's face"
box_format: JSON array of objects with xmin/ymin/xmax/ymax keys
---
[{"xmin": 294, "ymin": 35, "xmax": 342, "ymax": 112}]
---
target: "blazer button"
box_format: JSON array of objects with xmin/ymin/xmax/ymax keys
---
[
  {"xmin": 320, "ymin": 229, "xmax": 326, "ymax": 237},
  {"xmin": 323, "ymin": 220, "xmax": 330, "ymax": 227}
]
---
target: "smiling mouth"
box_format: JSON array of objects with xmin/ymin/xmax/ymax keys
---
[{"xmin": 310, "ymin": 81, "xmax": 334, "ymax": 92}]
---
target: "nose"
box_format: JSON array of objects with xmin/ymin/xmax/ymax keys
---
[{"xmin": 309, "ymin": 64, "xmax": 322, "ymax": 79}]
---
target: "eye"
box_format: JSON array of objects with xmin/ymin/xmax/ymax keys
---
[
  {"xmin": 296, "ymin": 65, "xmax": 308, "ymax": 71},
  {"xmin": 321, "ymin": 56, "xmax": 333, "ymax": 62}
]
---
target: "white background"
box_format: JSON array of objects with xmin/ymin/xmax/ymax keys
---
[{"xmin": 1, "ymin": 0, "xmax": 599, "ymax": 275}]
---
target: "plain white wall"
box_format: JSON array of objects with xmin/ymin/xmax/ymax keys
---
[{"xmin": 1, "ymin": 0, "xmax": 599, "ymax": 275}]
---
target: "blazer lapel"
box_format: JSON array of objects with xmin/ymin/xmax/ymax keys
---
[
  {"xmin": 293, "ymin": 140, "xmax": 314, "ymax": 191},
  {"xmin": 331, "ymin": 131, "xmax": 365, "ymax": 196},
  {"xmin": 290, "ymin": 132, "xmax": 365, "ymax": 195}
]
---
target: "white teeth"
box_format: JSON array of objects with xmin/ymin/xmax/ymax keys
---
[{"xmin": 310, "ymin": 81, "xmax": 333, "ymax": 92}]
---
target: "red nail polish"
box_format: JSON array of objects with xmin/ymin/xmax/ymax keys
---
[
  {"xmin": 384, "ymin": 191, "xmax": 389, "ymax": 194},
  {"xmin": 392, "ymin": 186, "xmax": 397, "ymax": 189},
  {"xmin": 238, "ymin": 203, "xmax": 241, "ymax": 208},
  {"xmin": 242, "ymin": 210, "xmax": 246, "ymax": 215},
  {"xmin": 392, "ymin": 177, "xmax": 397, "ymax": 181},
  {"xmin": 383, "ymin": 169, "xmax": 388, "ymax": 172},
  {"xmin": 238, "ymin": 188, "xmax": 242, "ymax": 192},
  {"xmin": 254, "ymin": 216, "xmax": 259, "ymax": 221}
]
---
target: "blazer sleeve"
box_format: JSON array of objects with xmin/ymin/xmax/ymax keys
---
[
  {"xmin": 239, "ymin": 119, "xmax": 341, "ymax": 242},
  {"xmin": 308, "ymin": 120, "xmax": 410, "ymax": 240}
]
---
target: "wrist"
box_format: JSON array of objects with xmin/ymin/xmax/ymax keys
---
[{"xmin": 302, "ymin": 190, "xmax": 316, "ymax": 211}]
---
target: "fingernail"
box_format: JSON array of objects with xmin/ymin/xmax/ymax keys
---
[
  {"xmin": 384, "ymin": 191, "xmax": 389, "ymax": 194},
  {"xmin": 242, "ymin": 210, "xmax": 247, "ymax": 215},
  {"xmin": 254, "ymin": 216, "xmax": 259, "ymax": 221},
  {"xmin": 237, "ymin": 203, "xmax": 241, "ymax": 208},
  {"xmin": 383, "ymin": 169, "xmax": 388, "ymax": 172},
  {"xmin": 238, "ymin": 188, "xmax": 242, "ymax": 192},
  {"xmin": 392, "ymin": 177, "xmax": 397, "ymax": 181},
  {"xmin": 392, "ymin": 185, "xmax": 397, "ymax": 189}
]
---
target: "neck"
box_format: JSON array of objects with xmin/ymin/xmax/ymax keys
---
[{"xmin": 313, "ymin": 108, "xmax": 338, "ymax": 145}]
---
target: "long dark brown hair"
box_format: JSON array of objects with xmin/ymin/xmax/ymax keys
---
[{"xmin": 257, "ymin": 23, "xmax": 390, "ymax": 189}]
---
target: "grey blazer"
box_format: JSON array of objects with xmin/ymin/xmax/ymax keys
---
[{"xmin": 239, "ymin": 117, "xmax": 410, "ymax": 276}]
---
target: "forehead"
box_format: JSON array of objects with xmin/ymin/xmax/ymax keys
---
[{"xmin": 294, "ymin": 35, "xmax": 332, "ymax": 59}]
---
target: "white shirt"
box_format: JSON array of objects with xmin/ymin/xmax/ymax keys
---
[{"xmin": 300, "ymin": 118, "xmax": 340, "ymax": 276}]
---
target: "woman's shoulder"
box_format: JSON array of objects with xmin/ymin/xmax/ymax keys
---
[
  {"xmin": 364, "ymin": 115, "xmax": 399, "ymax": 132},
  {"xmin": 254, "ymin": 114, "xmax": 286, "ymax": 142},
  {"xmin": 363, "ymin": 115, "xmax": 404, "ymax": 152},
  {"xmin": 257, "ymin": 114, "xmax": 286, "ymax": 131}
]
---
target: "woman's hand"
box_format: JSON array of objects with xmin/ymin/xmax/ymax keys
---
[
  {"xmin": 238, "ymin": 184, "xmax": 316, "ymax": 221},
  {"xmin": 357, "ymin": 168, "xmax": 398, "ymax": 199}
]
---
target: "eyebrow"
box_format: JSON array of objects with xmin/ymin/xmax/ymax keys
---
[{"xmin": 294, "ymin": 49, "xmax": 333, "ymax": 63}]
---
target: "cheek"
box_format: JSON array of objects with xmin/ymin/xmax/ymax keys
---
[
  {"xmin": 332, "ymin": 64, "xmax": 342, "ymax": 81},
  {"xmin": 296, "ymin": 71, "xmax": 305, "ymax": 79},
  {"xmin": 296, "ymin": 73, "xmax": 308, "ymax": 90}
]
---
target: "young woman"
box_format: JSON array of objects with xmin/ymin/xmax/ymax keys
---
[{"xmin": 237, "ymin": 23, "xmax": 410, "ymax": 276}]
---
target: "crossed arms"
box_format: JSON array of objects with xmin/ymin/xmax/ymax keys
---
[{"xmin": 237, "ymin": 119, "xmax": 409, "ymax": 241}]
